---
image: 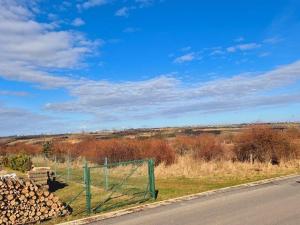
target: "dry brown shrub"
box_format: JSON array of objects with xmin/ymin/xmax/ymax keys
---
[
  {"xmin": 286, "ymin": 127, "xmax": 300, "ymax": 139},
  {"xmin": 234, "ymin": 125, "xmax": 299, "ymax": 163},
  {"xmin": 173, "ymin": 134, "xmax": 226, "ymax": 161},
  {"xmin": 59, "ymin": 138, "xmax": 176, "ymax": 165},
  {"xmin": 0, "ymin": 142, "xmax": 42, "ymax": 156},
  {"xmin": 1, "ymin": 138, "xmax": 176, "ymax": 165},
  {"xmin": 173, "ymin": 135, "xmax": 194, "ymax": 156},
  {"xmin": 219, "ymin": 132, "xmax": 235, "ymax": 144},
  {"xmin": 192, "ymin": 134, "xmax": 225, "ymax": 161},
  {"xmin": 52, "ymin": 141, "xmax": 75, "ymax": 162},
  {"xmin": 139, "ymin": 139, "xmax": 175, "ymax": 165}
]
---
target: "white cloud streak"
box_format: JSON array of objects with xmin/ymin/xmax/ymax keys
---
[
  {"xmin": 227, "ymin": 43, "xmax": 261, "ymax": 52},
  {"xmin": 123, "ymin": 27, "xmax": 139, "ymax": 33},
  {"xmin": 0, "ymin": 104, "xmax": 81, "ymax": 136},
  {"xmin": 77, "ymin": 0, "xmax": 109, "ymax": 10},
  {"xmin": 0, "ymin": 0, "xmax": 100, "ymax": 88},
  {"xmin": 114, "ymin": 0, "xmax": 158, "ymax": 17},
  {"xmin": 0, "ymin": 90, "xmax": 29, "ymax": 96},
  {"xmin": 71, "ymin": 18, "xmax": 85, "ymax": 27},
  {"xmin": 44, "ymin": 60, "xmax": 300, "ymax": 122},
  {"xmin": 263, "ymin": 37, "xmax": 282, "ymax": 44},
  {"xmin": 135, "ymin": 0, "xmax": 154, "ymax": 8},
  {"xmin": 234, "ymin": 37, "xmax": 244, "ymax": 42},
  {"xmin": 115, "ymin": 7, "xmax": 130, "ymax": 17},
  {"xmin": 173, "ymin": 52, "xmax": 197, "ymax": 64}
]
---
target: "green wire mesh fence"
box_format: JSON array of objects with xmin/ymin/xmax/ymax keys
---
[
  {"xmin": 85, "ymin": 159, "xmax": 156, "ymax": 214},
  {"xmin": 31, "ymin": 155, "xmax": 156, "ymax": 215},
  {"xmin": 31, "ymin": 155, "xmax": 86, "ymax": 215}
]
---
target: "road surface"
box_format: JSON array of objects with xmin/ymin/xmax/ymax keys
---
[{"xmin": 92, "ymin": 176, "xmax": 300, "ymax": 225}]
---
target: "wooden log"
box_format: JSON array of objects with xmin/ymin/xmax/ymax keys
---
[{"xmin": 0, "ymin": 177, "xmax": 70, "ymax": 224}]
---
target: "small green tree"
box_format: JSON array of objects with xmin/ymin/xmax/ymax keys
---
[
  {"xmin": 2, "ymin": 154, "xmax": 32, "ymax": 172},
  {"xmin": 42, "ymin": 141, "xmax": 53, "ymax": 158}
]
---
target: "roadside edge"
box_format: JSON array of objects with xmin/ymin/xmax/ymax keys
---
[{"xmin": 59, "ymin": 173, "xmax": 300, "ymax": 225}]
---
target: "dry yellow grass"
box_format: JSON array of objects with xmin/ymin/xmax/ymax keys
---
[
  {"xmin": 155, "ymin": 156, "xmax": 300, "ymax": 179},
  {"xmin": 32, "ymin": 155, "xmax": 300, "ymax": 180},
  {"xmin": 32, "ymin": 155, "xmax": 85, "ymax": 168}
]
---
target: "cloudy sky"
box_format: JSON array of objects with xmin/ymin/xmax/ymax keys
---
[{"xmin": 1, "ymin": 0, "xmax": 300, "ymax": 136}]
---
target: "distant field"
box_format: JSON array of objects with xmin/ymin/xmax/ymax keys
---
[{"xmin": 1, "ymin": 122, "xmax": 299, "ymax": 146}]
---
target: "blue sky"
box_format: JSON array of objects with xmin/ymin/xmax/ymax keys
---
[{"xmin": 1, "ymin": 0, "xmax": 300, "ymax": 136}]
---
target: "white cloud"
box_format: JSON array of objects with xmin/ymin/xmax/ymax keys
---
[
  {"xmin": 159, "ymin": 92, "xmax": 300, "ymax": 117},
  {"xmin": 259, "ymin": 52, "xmax": 271, "ymax": 57},
  {"xmin": 77, "ymin": 0, "xmax": 108, "ymax": 10},
  {"xmin": 210, "ymin": 49, "xmax": 224, "ymax": 56},
  {"xmin": 173, "ymin": 52, "xmax": 196, "ymax": 64},
  {"xmin": 114, "ymin": 0, "xmax": 158, "ymax": 18},
  {"xmin": 48, "ymin": 13, "xmax": 58, "ymax": 21},
  {"xmin": 238, "ymin": 43, "xmax": 261, "ymax": 50},
  {"xmin": 115, "ymin": 7, "xmax": 130, "ymax": 17},
  {"xmin": 0, "ymin": 104, "xmax": 81, "ymax": 136},
  {"xmin": 0, "ymin": 90, "xmax": 29, "ymax": 96},
  {"xmin": 123, "ymin": 27, "xmax": 139, "ymax": 33},
  {"xmin": 181, "ymin": 46, "xmax": 192, "ymax": 52},
  {"xmin": 0, "ymin": 105, "xmax": 46, "ymax": 135},
  {"xmin": 135, "ymin": 0, "xmax": 154, "ymax": 8},
  {"xmin": 0, "ymin": 0, "xmax": 100, "ymax": 88},
  {"xmin": 227, "ymin": 43, "xmax": 261, "ymax": 52},
  {"xmin": 263, "ymin": 37, "xmax": 282, "ymax": 44},
  {"xmin": 71, "ymin": 18, "xmax": 85, "ymax": 27},
  {"xmin": 234, "ymin": 36, "xmax": 244, "ymax": 42},
  {"xmin": 44, "ymin": 60, "xmax": 300, "ymax": 122},
  {"xmin": 2, "ymin": 57, "xmax": 300, "ymax": 135}
]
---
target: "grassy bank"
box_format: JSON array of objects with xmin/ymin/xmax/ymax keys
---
[
  {"xmin": 26, "ymin": 156, "xmax": 300, "ymax": 224},
  {"xmin": 155, "ymin": 156, "xmax": 300, "ymax": 200},
  {"xmin": 3, "ymin": 156, "xmax": 300, "ymax": 224}
]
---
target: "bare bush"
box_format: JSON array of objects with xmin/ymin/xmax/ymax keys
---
[
  {"xmin": 0, "ymin": 143, "xmax": 42, "ymax": 156},
  {"xmin": 286, "ymin": 126, "xmax": 300, "ymax": 139},
  {"xmin": 52, "ymin": 138, "xmax": 176, "ymax": 165},
  {"xmin": 173, "ymin": 135, "xmax": 194, "ymax": 156},
  {"xmin": 0, "ymin": 138, "xmax": 176, "ymax": 165},
  {"xmin": 3, "ymin": 125, "xmax": 299, "ymax": 167},
  {"xmin": 173, "ymin": 134, "xmax": 226, "ymax": 161},
  {"xmin": 234, "ymin": 125, "xmax": 299, "ymax": 163},
  {"xmin": 192, "ymin": 134, "xmax": 225, "ymax": 161}
]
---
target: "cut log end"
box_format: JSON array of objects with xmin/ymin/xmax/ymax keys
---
[{"xmin": 0, "ymin": 176, "xmax": 70, "ymax": 225}]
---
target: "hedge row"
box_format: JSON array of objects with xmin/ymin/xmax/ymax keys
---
[{"xmin": 0, "ymin": 126, "xmax": 299, "ymax": 165}]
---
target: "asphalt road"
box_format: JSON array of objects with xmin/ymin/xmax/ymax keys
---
[{"xmin": 92, "ymin": 176, "xmax": 300, "ymax": 225}]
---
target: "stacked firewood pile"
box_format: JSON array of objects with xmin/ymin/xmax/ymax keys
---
[{"xmin": 0, "ymin": 177, "xmax": 69, "ymax": 224}]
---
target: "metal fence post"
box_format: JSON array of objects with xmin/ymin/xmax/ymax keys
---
[
  {"xmin": 84, "ymin": 161, "xmax": 91, "ymax": 214},
  {"xmin": 148, "ymin": 159, "xmax": 156, "ymax": 199},
  {"xmin": 54, "ymin": 155, "xmax": 57, "ymax": 177},
  {"xmin": 67, "ymin": 154, "xmax": 71, "ymax": 181},
  {"xmin": 104, "ymin": 157, "xmax": 109, "ymax": 191}
]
